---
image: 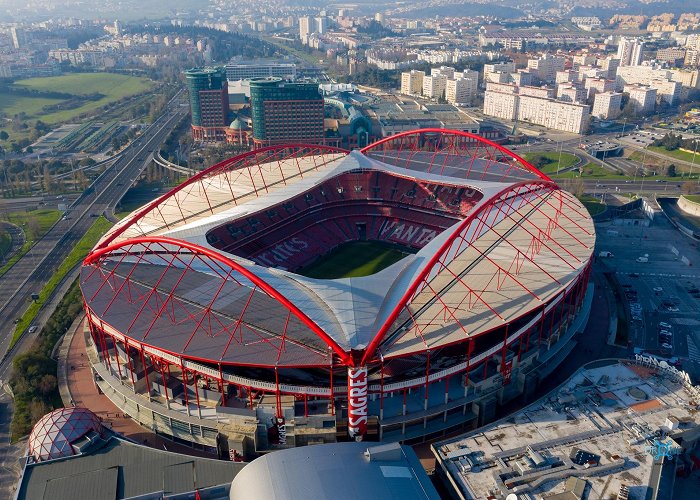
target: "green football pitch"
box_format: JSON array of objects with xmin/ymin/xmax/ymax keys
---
[{"xmin": 297, "ymin": 241, "xmax": 410, "ymax": 279}]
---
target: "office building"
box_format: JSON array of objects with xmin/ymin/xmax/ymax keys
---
[
  {"xmin": 225, "ymin": 61, "xmax": 296, "ymax": 81},
  {"xmin": 185, "ymin": 67, "xmax": 230, "ymax": 142},
  {"xmin": 592, "ymin": 91, "xmax": 623, "ymax": 119},
  {"xmin": 400, "ymin": 70, "xmax": 424, "ymax": 95},
  {"xmin": 249, "ymin": 77, "xmax": 324, "ymax": 147},
  {"xmin": 625, "ymin": 84, "xmax": 657, "ymax": 115}
]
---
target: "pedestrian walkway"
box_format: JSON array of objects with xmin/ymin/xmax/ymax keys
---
[{"xmin": 59, "ymin": 316, "xmax": 215, "ymax": 458}]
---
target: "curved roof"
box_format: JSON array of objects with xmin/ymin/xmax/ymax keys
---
[
  {"xmin": 82, "ymin": 130, "xmax": 594, "ymax": 368},
  {"xmin": 28, "ymin": 407, "xmax": 103, "ymax": 462}
]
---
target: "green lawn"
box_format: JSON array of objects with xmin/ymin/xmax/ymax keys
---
[
  {"xmin": 9, "ymin": 73, "xmax": 154, "ymax": 125},
  {"xmin": 551, "ymin": 162, "xmax": 630, "ymax": 180},
  {"xmin": 521, "ymin": 152, "xmax": 579, "ymax": 174},
  {"xmin": 0, "ymin": 209, "xmax": 62, "ymax": 277},
  {"xmin": 298, "ymin": 241, "xmax": 409, "ymax": 279},
  {"xmin": 0, "ymin": 92, "xmax": 63, "ymax": 118},
  {"xmin": 577, "ymin": 195, "xmax": 606, "ymax": 216},
  {"xmin": 11, "ymin": 216, "xmax": 113, "ymax": 347},
  {"xmin": 648, "ymin": 145, "xmax": 700, "ymax": 164},
  {"xmin": 684, "ymin": 195, "xmax": 700, "ymax": 204}
]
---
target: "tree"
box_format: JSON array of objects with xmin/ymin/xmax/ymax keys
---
[
  {"xmin": 527, "ymin": 153, "xmax": 550, "ymax": 170},
  {"xmin": 666, "ymin": 164, "xmax": 677, "ymax": 177},
  {"xmin": 682, "ymin": 181, "xmax": 696, "ymax": 195},
  {"xmin": 0, "ymin": 131, "xmax": 8, "ymax": 141}
]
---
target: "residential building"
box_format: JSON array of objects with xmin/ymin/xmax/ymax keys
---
[
  {"xmin": 518, "ymin": 95, "xmax": 590, "ymax": 133},
  {"xmin": 511, "ymin": 71, "xmax": 534, "ymax": 86},
  {"xmin": 400, "ymin": 70, "xmax": 425, "ymax": 95},
  {"xmin": 557, "ymin": 83, "xmax": 586, "ymax": 103},
  {"xmin": 585, "ymin": 78, "xmax": 615, "ymax": 100},
  {"xmin": 656, "ymin": 48, "xmax": 687, "ymax": 66},
  {"xmin": 556, "ymin": 70, "xmax": 577, "ymax": 84},
  {"xmin": 431, "ymin": 66, "xmax": 455, "ymax": 79},
  {"xmin": 422, "ymin": 74, "xmax": 448, "ymax": 99},
  {"xmin": 599, "ymin": 57, "xmax": 620, "ymax": 80},
  {"xmin": 592, "ymin": 91, "xmax": 622, "ymax": 119},
  {"xmin": 483, "ymin": 89, "xmax": 519, "ymax": 120},
  {"xmin": 651, "ymin": 79, "xmax": 681, "ymax": 106},
  {"xmin": 299, "ymin": 16, "xmax": 312, "ymax": 40},
  {"xmin": 446, "ymin": 74, "xmax": 478, "ymax": 105},
  {"xmin": 249, "ymin": 77, "xmax": 324, "ymax": 147},
  {"xmin": 572, "ymin": 54, "xmax": 596, "ymax": 68},
  {"xmin": 617, "ymin": 38, "xmax": 644, "ymax": 66},
  {"xmin": 485, "ymin": 71, "xmax": 510, "ymax": 84},
  {"xmin": 625, "ymin": 84, "xmax": 657, "ymax": 115},
  {"xmin": 185, "ymin": 67, "xmax": 230, "ymax": 142},
  {"xmin": 527, "ymin": 54, "xmax": 566, "ymax": 82}
]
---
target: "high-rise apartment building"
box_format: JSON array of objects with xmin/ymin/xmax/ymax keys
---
[
  {"xmin": 617, "ymin": 38, "xmax": 644, "ymax": 66},
  {"xmin": 299, "ymin": 16, "xmax": 313, "ymax": 40},
  {"xmin": 592, "ymin": 92, "xmax": 622, "ymax": 119},
  {"xmin": 422, "ymin": 74, "xmax": 447, "ymax": 99},
  {"xmin": 249, "ymin": 77, "xmax": 324, "ymax": 147},
  {"xmin": 527, "ymin": 54, "xmax": 566, "ymax": 82},
  {"xmin": 446, "ymin": 73, "xmax": 479, "ymax": 105},
  {"xmin": 185, "ymin": 67, "xmax": 230, "ymax": 142},
  {"xmin": 401, "ymin": 70, "xmax": 425, "ymax": 95},
  {"xmin": 625, "ymin": 84, "xmax": 657, "ymax": 115}
]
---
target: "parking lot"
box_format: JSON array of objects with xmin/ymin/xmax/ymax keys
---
[{"xmin": 596, "ymin": 215, "xmax": 700, "ymax": 380}]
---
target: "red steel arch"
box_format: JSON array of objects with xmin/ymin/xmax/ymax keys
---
[
  {"xmin": 361, "ymin": 178, "xmax": 592, "ymax": 365},
  {"xmin": 84, "ymin": 236, "xmax": 354, "ymax": 366},
  {"xmin": 360, "ymin": 128, "xmax": 552, "ymax": 182},
  {"xmin": 99, "ymin": 143, "xmax": 350, "ymax": 250}
]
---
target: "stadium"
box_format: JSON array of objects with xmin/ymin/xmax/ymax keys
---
[{"xmin": 80, "ymin": 129, "xmax": 595, "ymax": 454}]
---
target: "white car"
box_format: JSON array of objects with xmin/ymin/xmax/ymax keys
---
[
  {"xmin": 28, "ymin": 325, "xmax": 38, "ymax": 334},
  {"xmin": 660, "ymin": 343, "xmax": 673, "ymax": 350},
  {"xmin": 659, "ymin": 322, "xmax": 672, "ymax": 329},
  {"xmin": 653, "ymin": 287, "xmax": 663, "ymax": 293}
]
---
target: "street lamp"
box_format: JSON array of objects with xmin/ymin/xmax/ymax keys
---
[{"xmin": 690, "ymin": 139, "xmax": 699, "ymax": 183}]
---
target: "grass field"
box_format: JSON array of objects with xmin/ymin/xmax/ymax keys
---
[
  {"xmin": 0, "ymin": 209, "xmax": 61, "ymax": 278},
  {"xmin": 298, "ymin": 241, "xmax": 409, "ymax": 279},
  {"xmin": 647, "ymin": 146, "xmax": 700, "ymax": 164},
  {"xmin": 0, "ymin": 74, "xmax": 155, "ymax": 146},
  {"xmin": 684, "ymin": 195, "xmax": 700, "ymax": 204},
  {"xmin": 521, "ymin": 152, "xmax": 579, "ymax": 174},
  {"xmin": 578, "ymin": 195, "xmax": 606, "ymax": 216}
]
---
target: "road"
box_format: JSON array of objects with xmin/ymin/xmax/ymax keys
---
[{"xmin": 0, "ymin": 91, "xmax": 189, "ymax": 370}]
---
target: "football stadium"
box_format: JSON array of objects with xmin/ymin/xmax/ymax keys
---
[{"xmin": 80, "ymin": 129, "xmax": 595, "ymax": 455}]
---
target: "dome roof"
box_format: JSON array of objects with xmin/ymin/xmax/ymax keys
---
[
  {"xmin": 229, "ymin": 117, "xmax": 248, "ymax": 130},
  {"xmin": 28, "ymin": 407, "xmax": 103, "ymax": 462}
]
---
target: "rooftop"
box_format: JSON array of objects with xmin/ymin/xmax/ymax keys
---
[{"xmin": 434, "ymin": 359, "xmax": 700, "ymax": 499}]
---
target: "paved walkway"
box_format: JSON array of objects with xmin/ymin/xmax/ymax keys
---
[{"xmin": 60, "ymin": 317, "xmax": 216, "ymax": 458}]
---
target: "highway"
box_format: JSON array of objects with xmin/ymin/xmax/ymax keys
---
[{"xmin": 0, "ymin": 91, "xmax": 189, "ymax": 367}]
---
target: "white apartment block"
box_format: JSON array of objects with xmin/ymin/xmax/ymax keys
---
[
  {"xmin": 599, "ymin": 57, "xmax": 620, "ymax": 80},
  {"xmin": 484, "ymin": 85, "xmax": 590, "ymax": 133},
  {"xmin": 585, "ymin": 78, "xmax": 615, "ymax": 100},
  {"xmin": 446, "ymin": 75, "xmax": 478, "ymax": 105},
  {"xmin": 518, "ymin": 95, "xmax": 590, "ymax": 134},
  {"xmin": 527, "ymin": 54, "xmax": 566, "ymax": 82},
  {"xmin": 484, "ymin": 62, "xmax": 516, "ymax": 74},
  {"xmin": 651, "ymin": 79, "xmax": 681, "ymax": 106},
  {"xmin": 592, "ymin": 92, "xmax": 622, "ymax": 119},
  {"xmin": 431, "ymin": 66, "xmax": 455, "ymax": 79},
  {"xmin": 483, "ymin": 90, "xmax": 518, "ymax": 120},
  {"xmin": 299, "ymin": 16, "xmax": 313, "ymax": 40},
  {"xmin": 401, "ymin": 70, "xmax": 425, "ymax": 95},
  {"xmin": 511, "ymin": 71, "xmax": 534, "ymax": 86},
  {"xmin": 572, "ymin": 54, "xmax": 597, "ymax": 68},
  {"xmin": 422, "ymin": 74, "xmax": 448, "ymax": 99},
  {"xmin": 617, "ymin": 38, "xmax": 644, "ymax": 66},
  {"xmin": 557, "ymin": 83, "xmax": 587, "ymax": 104},
  {"xmin": 625, "ymin": 84, "xmax": 657, "ymax": 115},
  {"xmin": 556, "ymin": 70, "xmax": 577, "ymax": 84},
  {"xmin": 485, "ymin": 71, "xmax": 510, "ymax": 84},
  {"xmin": 518, "ymin": 86, "xmax": 555, "ymax": 99}
]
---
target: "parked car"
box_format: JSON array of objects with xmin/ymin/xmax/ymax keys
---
[{"xmin": 659, "ymin": 322, "xmax": 672, "ymax": 329}]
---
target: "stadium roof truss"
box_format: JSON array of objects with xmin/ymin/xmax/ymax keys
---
[{"xmin": 83, "ymin": 129, "xmax": 594, "ymax": 370}]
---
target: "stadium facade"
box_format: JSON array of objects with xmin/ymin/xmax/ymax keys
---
[{"xmin": 80, "ymin": 129, "xmax": 594, "ymax": 456}]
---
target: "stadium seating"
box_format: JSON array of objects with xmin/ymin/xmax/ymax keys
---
[{"xmin": 206, "ymin": 170, "xmax": 484, "ymax": 271}]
